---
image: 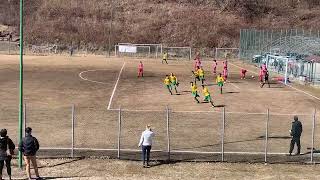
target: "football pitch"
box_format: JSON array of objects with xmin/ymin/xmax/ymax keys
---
[{"xmin": 1, "ymin": 54, "xmax": 320, "ymax": 160}]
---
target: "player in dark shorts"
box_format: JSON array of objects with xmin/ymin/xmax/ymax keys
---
[{"xmin": 261, "ymin": 70, "xmax": 270, "ymax": 88}]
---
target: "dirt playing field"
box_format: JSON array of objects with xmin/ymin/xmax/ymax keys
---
[
  {"xmin": 1, "ymin": 54, "xmax": 320, "ymax": 162},
  {"xmin": 5, "ymin": 158, "xmax": 320, "ymax": 180}
]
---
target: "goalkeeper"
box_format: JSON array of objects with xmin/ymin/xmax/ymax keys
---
[{"xmin": 162, "ymin": 52, "xmax": 168, "ymax": 64}]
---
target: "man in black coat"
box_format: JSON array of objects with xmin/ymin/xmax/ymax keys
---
[
  {"xmin": 289, "ymin": 116, "xmax": 303, "ymax": 156},
  {"xmin": 0, "ymin": 129, "xmax": 15, "ymax": 180},
  {"xmin": 19, "ymin": 127, "xmax": 41, "ymax": 180}
]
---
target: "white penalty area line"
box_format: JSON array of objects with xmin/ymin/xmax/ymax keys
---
[
  {"xmin": 229, "ymin": 62, "xmax": 320, "ymax": 102},
  {"xmin": 79, "ymin": 69, "xmax": 109, "ymax": 85},
  {"xmin": 107, "ymin": 62, "xmax": 126, "ymax": 110}
]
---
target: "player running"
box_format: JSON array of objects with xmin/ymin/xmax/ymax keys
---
[
  {"xmin": 170, "ymin": 73, "xmax": 179, "ymax": 94},
  {"xmin": 216, "ymin": 73, "xmax": 224, "ymax": 94},
  {"xmin": 191, "ymin": 70, "xmax": 200, "ymax": 84},
  {"xmin": 163, "ymin": 75, "xmax": 172, "ymax": 95},
  {"xmin": 223, "ymin": 60, "xmax": 228, "ymax": 70},
  {"xmin": 223, "ymin": 67, "xmax": 228, "ymax": 82},
  {"xmin": 190, "ymin": 82, "xmax": 200, "ymax": 103},
  {"xmin": 197, "ymin": 67, "xmax": 205, "ymax": 85},
  {"xmin": 138, "ymin": 61, "xmax": 144, "ymax": 77},
  {"xmin": 162, "ymin": 52, "xmax": 168, "ymax": 64},
  {"xmin": 194, "ymin": 58, "xmax": 202, "ymax": 71},
  {"xmin": 240, "ymin": 68, "xmax": 247, "ymax": 79},
  {"xmin": 261, "ymin": 70, "xmax": 270, "ymax": 88},
  {"xmin": 202, "ymin": 85, "xmax": 215, "ymax": 107},
  {"xmin": 212, "ymin": 59, "xmax": 218, "ymax": 75},
  {"xmin": 259, "ymin": 66, "xmax": 264, "ymax": 84}
]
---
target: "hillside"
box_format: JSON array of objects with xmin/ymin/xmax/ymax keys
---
[{"xmin": 1, "ymin": 0, "xmax": 320, "ymax": 50}]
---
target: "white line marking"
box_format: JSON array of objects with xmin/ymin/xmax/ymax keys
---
[
  {"xmin": 229, "ymin": 62, "xmax": 320, "ymax": 102},
  {"xmin": 79, "ymin": 70, "xmax": 109, "ymax": 84},
  {"xmin": 246, "ymin": 90, "xmax": 298, "ymax": 93},
  {"xmin": 108, "ymin": 108, "xmax": 310, "ymax": 116},
  {"xmin": 107, "ymin": 62, "xmax": 126, "ymax": 110},
  {"xmin": 283, "ymin": 83, "xmax": 320, "ymax": 101},
  {"xmin": 229, "ymin": 82, "xmax": 240, "ymax": 90},
  {"xmin": 40, "ymin": 147, "xmax": 290, "ymax": 155}
]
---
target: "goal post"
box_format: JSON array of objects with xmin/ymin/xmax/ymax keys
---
[
  {"xmin": 162, "ymin": 46, "xmax": 192, "ymax": 60},
  {"xmin": 115, "ymin": 44, "xmax": 151, "ymax": 58},
  {"xmin": 116, "ymin": 43, "xmax": 162, "ymax": 58},
  {"xmin": 265, "ymin": 54, "xmax": 289, "ymax": 84},
  {"xmin": 214, "ymin": 48, "xmax": 240, "ymax": 60}
]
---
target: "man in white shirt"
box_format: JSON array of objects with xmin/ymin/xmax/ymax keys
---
[{"xmin": 138, "ymin": 125, "xmax": 155, "ymax": 168}]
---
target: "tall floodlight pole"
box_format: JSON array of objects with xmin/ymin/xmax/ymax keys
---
[{"xmin": 18, "ymin": 0, "xmax": 24, "ymax": 168}]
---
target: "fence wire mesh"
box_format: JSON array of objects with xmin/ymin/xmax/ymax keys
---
[
  {"xmin": 26, "ymin": 106, "xmax": 71, "ymax": 148},
  {"xmin": 2, "ymin": 104, "xmax": 319, "ymax": 163},
  {"xmin": 74, "ymin": 107, "xmax": 118, "ymax": 150}
]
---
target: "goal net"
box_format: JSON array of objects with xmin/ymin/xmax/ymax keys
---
[
  {"xmin": 215, "ymin": 48, "xmax": 240, "ymax": 60},
  {"xmin": 162, "ymin": 46, "xmax": 192, "ymax": 60}
]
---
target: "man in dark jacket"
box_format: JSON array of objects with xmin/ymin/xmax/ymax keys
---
[
  {"xmin": 18, "ymin": 127, "xmax": 41, "ymax": 180},
  {"xmin": 0, "ymin": 129, "xmax": 15, "ymax": 180},
  {"xmin": 289, "ymin": 116, "xmax": 303, "ymax": 156}
]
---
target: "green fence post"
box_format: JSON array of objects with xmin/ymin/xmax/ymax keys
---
[{"xmin": 18, "ymin": 0, "xmax": 24, "ymax": 169}]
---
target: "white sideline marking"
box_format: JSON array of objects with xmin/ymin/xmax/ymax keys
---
[
  {"xmin": 108, "ymin": 108, "xmax": 310, "ymax": 116},
  {"xmin": 107, "ymin": 62, "xmax": 126, "ymax": 110},
  {"xmin": 40, "ymin": 147, "xmax": 289, "ymax": 155},
  {"xmin": 229, "ymin": 62, "xmax": 320, "ymax": 102},
  {"xmin": 79, "ymin": 70, "xmax": 109, "ymax": 85}
]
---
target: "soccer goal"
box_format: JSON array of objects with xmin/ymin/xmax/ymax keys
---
[
  {"xmin": 162, "ymin": 46, "xmax": 192, "ymax": 60},
  {"xmin": 214, "ymin": 48, "xmax": 240, "ymax": 60},
  {"xmin": 115, "ymin": 43, "xmax": 162, "ymax": 58}
]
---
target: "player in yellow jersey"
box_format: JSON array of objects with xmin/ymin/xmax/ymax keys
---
[
  {"xmin": 202, "ymin": 85, "xmax": 215, "ymax": 107},
  {"xmin": 191, "ymin": 70, "xmax": 200, "ymax": 84},
  {"xmin": 169, "ymin": 73, "xmax": 179, "ymax": 94},
  {"xmin": 163, "ymin": 75, "xmax": 172, "ymax": 95},
  {"xmin": 190, "ymin": 82, "xmax": 200, "ymax": 103},
  {"xmin": 162, "ymin": 52, "xmax": 168, "ymax": 64},
  {"xmin": 197, "ymin": 67, "xmax": 205, "ymax": 85},
  {"xmin": 216, "ymin": 73, "xmax": 224, "ymax": 94}
]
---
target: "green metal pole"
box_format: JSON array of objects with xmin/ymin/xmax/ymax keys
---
[{"xmin": 18, "ymin": 0, "xmax": 24, "ymax": 168}]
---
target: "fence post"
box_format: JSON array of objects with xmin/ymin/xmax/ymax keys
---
[
  {"xmin": 285, "ymin": 58, "xmax": 289, "ymax": 84},
  {"xmin": 118, "ymin": 106, "xmax": 122, "ymax": 159},
  {"xmin": 221, "ymin": 107, "xmax": 225, "ymax": 162},
  {"xmin": 23, "ymin": 103, "xmax": 26, "ymax": 137},
  {"xmin": 311, "ymin": 109, "xmax": 316, "ymax": 163},
  {"xmin": 264, "ymin": 108, "xmax": 269, "ymax": 163},
  {"xmin": 71, "ymin": 104, "xmax": 75, "ymax": 158},
  {"xmin": 166, "ymin": 106, "xmax": 170, "ymax": 161}
]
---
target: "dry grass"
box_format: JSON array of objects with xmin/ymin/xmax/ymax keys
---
[{"xmin": 1, "ymin": 0, "xmax": 320, "ymax": 50}]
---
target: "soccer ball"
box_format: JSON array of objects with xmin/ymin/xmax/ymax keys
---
[{"xmin": 251, "ymin": 75, "xmax": 255, "ymax": 79}]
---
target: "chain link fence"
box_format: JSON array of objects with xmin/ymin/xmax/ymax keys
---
[
  {"xmin": 239, "ymin": 29, "xmax": 320, "ymax": 85},
  {"xmin": 1, "ymin": 104, "xmax": 319, "ymax": 163}
]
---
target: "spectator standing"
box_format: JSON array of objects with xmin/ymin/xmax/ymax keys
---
[
  {"xmin": 0, "ymin": 129, "xmax": 15, "ymax": 180},
  {"xmin": 19, "ymin": 127, "xmax": 41, "ymax": 180},
  {"xmin": 289, "ymin": 116, "xmax": 303, "ymax": 156},
  {"xmin": 138, "ymin": 125, "xmax": 155, "ymax": 168}
]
